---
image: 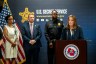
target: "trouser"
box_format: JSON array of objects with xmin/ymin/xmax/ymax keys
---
[
  {"xmin": 47, "ymin": 47, "xmax": 55, "ymax": 64},
  {"xmin": 24, "ymin": 47, "xmax": 40, "ymax": 64},
  {"xmin": 47, "ymin": 39, "xmax": 56, "ymax": 64}
]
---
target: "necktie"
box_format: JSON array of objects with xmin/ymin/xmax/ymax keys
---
[{"xmin": 30, "ymin": 23, "xmax": 33, "ymax": 37}]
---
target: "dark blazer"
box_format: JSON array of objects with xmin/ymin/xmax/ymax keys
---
[
  {"xmin": 0, "ymin": 29, "xmax": 3, "ymax": 40},
  {"xmin": 22, "ymin": 21, "xmax": 42, "ymax": 50},
  {"xmin": 0, "ymin": 28, "xmax": 3, "ymax": 58},
  {"xmin": 61, "ymin": 26, "xmax": 84, "ymax": 40}
]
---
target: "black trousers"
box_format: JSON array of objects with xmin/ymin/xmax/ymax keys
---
[
  {"xmin": 47, "ymin": 47, "xmax": 55, "ymax": 64},
  {"xmin": 0, "ymin": 48, "xmax": 2, "ymax": 59},
  {"xmin": 24, "ymin": 47, "xmax": 40, "ymax": 64},
  {"xmin": 47, "ymin": 40, "xmax": 56, "ymax": 64}
]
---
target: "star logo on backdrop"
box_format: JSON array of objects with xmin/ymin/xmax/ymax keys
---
[{"xmin": 19, "ymin": 7, "xmax": 34, "ymax": 23}]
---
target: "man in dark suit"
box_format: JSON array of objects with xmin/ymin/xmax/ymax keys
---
[
  {"xmin": 22, "ymin": 14, "xmax": 42, "ymax": 64},
  {"xmin": 45, "ymin": 10, "xmax": 64, "ymax": 64},
  {"xmin": 0, "ymin": 27, "xmax": 3, "ymax": 64}
]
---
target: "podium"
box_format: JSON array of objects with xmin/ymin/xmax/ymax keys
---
[{"xmin": 55, "ymin": 40, "xmax": 87, "ymax": 64}]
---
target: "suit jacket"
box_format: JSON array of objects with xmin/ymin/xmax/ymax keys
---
[
  {"xmin": 0, "ymin": 28, "xmax": 3, "ymax": 58},
  {"xmin": 0, "ymin": 29, "xmax": 3, "ymax": 40},
  {"xmin": 61, "ymin": 26, "xmax": 84, "ymax": 40},
  {"xmin": 22, "ymin": 21, "xmax": 42, "ymax": 50}
]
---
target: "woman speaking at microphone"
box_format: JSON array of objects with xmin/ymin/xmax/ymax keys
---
[{"xmin": 61, "ymin": 15, "xmax": 84, "ymax": 40}]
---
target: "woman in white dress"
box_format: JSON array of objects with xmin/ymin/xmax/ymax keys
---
[{"xmin": 3, "ymin": 15, "xmax": 19, "ymax": 64}]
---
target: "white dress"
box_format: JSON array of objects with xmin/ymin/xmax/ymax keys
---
[{"xmin": 5, "ymin": 24, "xmax": 19, "ymax": 58}]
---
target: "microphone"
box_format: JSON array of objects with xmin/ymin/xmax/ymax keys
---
[
  {"xmin": 13, "ymin": 24, "xmax": 17, "ymax": 35},
  {"xmin": 66, "ymin": 29, "xmax": 68, "ymax": 40},
  {"xmin": 13, "ymin": 24, "xmax": 18, "ymax": 45},
  {"xmin": 72, "ymin": 29, "xmax": 74, "ymax": 36}
]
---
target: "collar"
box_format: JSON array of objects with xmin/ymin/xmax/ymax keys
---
[
  {"xmin": 52, "ymin": 19, "xmax": 58, "ymax": 24},
  {"xmin": 29, "ymin": 22, "xmax": 34, "ymax": 25}
]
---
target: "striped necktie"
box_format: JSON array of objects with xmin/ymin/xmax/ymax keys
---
[{"xmin": 30, "ymin": 23, "xmax": 33, "ymax": 37}]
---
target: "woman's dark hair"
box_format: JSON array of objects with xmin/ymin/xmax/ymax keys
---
[{"xmin": 5, "ymin": 15, "xmax": 14, "ymax": 23}]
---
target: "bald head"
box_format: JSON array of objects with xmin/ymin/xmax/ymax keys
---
[{"xmin": 51, "ymin": 10, "xmax": 58, "ymax": 20}]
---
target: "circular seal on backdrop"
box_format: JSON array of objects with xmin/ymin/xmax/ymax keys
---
[{"xmin": 63, "ymin": 44, "xmax": 79, "ymax": 60}]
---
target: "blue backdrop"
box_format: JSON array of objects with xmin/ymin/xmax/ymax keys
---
[{"xmin": 8, "ymin": 0, "xmax": 96, "ymax": 64}]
